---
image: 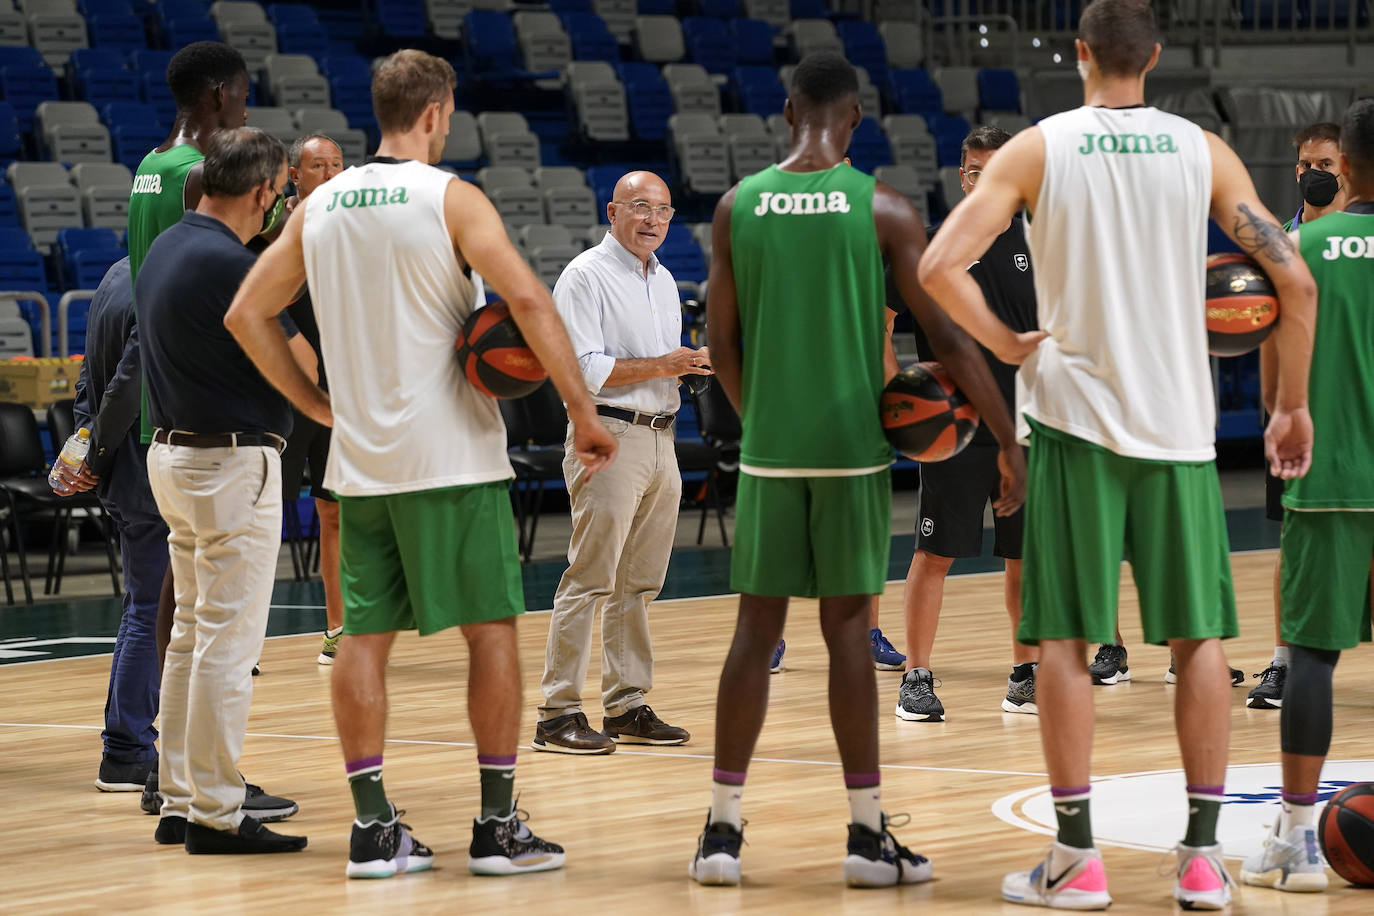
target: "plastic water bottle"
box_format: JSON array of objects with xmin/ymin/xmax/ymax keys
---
[{"xmin": 48, "ymin": 427, "xmax": 91, "ymax": 494}]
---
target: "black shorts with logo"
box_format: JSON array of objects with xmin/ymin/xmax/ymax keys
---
[
  {"xmin": 280, "ymin": 410, "xmax": 335, "ymax": 503},
  {"xmin": 914, "ymin": 443, "xmax": 1024, "ymax": 559}
]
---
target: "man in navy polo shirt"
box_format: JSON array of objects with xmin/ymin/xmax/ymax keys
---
[{"xmin": 138, "ymin": 126, "xmax": 317, "ymax": 855}]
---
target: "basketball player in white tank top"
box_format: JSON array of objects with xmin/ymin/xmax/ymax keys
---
[
  {"xmin": 224, "ymin": 50, "xmax": 617, "ymax": 878},
  {"xmin": 920, "ymin": 1, "xmax": 1318, "ymax": 909}
]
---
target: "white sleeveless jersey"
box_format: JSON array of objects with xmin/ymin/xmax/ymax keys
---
[
  {"xmin": 301, "ymin": 159, "xmax": 512, "ymax": 496},
  {"xmin": 1018, "ymin": 106, "xmax": 1216, "ymax": 461}
]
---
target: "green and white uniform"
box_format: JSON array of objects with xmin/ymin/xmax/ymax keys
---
[
  {"xmin": 128, "ymin": 143, "xmax": 205, "ymax": 443},
  {"xmin": 1280, "ymin": 205, "xmax": 1374, "ymax": 650},
  {"xmin": 1018, "ymin": 106, "xmax": 1237, "ymax": 644},
  {"xmin": 728, "ymin": 163, "xmax": 892, "ymax": 597}
]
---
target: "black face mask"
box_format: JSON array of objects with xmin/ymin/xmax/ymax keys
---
[{"xmin": 1299, "ymin": 168, "xmax": 1340, "ymax": 207}]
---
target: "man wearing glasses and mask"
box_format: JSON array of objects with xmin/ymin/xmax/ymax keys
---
[{"xmin": 534, "ymin": 170, "xmax": 709, "ymax": 754}]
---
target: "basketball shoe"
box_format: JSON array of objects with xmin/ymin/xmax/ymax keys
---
[
  {"xmin": 770, "ymin": 639, "xmax": 785, "ymax": 674},
  {"xmin": 689, "ymin": 815, "xmax": 743, "ymax": 886},
  {"xmin": 869, "ymin": 628, "xmax": 906, "ymax": 671},
  {"xmin": 1240, "ymin": 820, "xmax": 1328, "ymax": 892},
  {"xmin": 1088, "ymin": 645, "xmax": 1129, "ymax": 685},
  {"xmin": 895, "ymin": 667, "xmax": 944, "ymax": 721},
  {"xmin": 318, "ymin": 628, "xmax": 341, "ymax": 666},
  {"xmin": 95, "ymin": 756, "xmax": 154, "ymax": 792},
  {"xmin": 1002, "ymin": 842, "xmax": 1112, "ymax": 909},
  {"xmin": 1002, "ymin": 664, "xmax": 1037, "ymax": 715},
  {"xmin": 1164, "ymin": 654, "xmax": 1245, "ymax": 685},
  {"xmin": 843, "ymin": 814, "xmax": 933, "ymax": 887},
  {"xmin": 1172, "ymin": 843, "xmax": 1235, "ymax": 909},
  {"xmin": 347, "ymin": 805, "xmax": 434, "ymax": 879},
  {"xmin": 1246, "ymin": 663, "xmax": 1287, "ymax": 709},
  {"xmin": 468, "ymin": 808, "xmax": 565, "ymax": 875}
]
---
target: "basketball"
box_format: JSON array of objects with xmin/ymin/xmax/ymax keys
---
[
  {"xmin": 1205, "ymin": 252, "xmax": 1279, "ymax": 357},
  {"xmin": 455, "ymin": 301, "xmax": 547, "ymax": 399},
  {"xmin": 1319, "ymin": 782, "xmax": 1374, "ymax": 886},
  {"xmin": 879, "ymin": 362, "xmax": 980, "ymax": 462}
]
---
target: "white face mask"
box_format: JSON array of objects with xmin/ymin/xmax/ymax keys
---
[{"xmin": 1077, "ymin": 59, "xmax": 1091, "ymax": 81}]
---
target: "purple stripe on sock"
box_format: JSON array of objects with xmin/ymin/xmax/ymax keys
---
[
  {"xmin": 712, "ymin": 768, "xmax": 747, "ymax": 786},
  {"xmin": 1187, "ymin": 784, "xmax": 1225, "ymax": 796},
  {"xmin": 1283, "ymin": 791, "xmax": 1319, "ymax": 805},
  {"xmin": 844, "ymin": 772, "xmax": 881, "ymax": 789},
  {"xmin": 1051, "ymin": 785, "xmax": 1091, "ymax": 798},
  {"xmin": 477, "ymin": 754, "xmax": 517, "ymax": 768},
  {"xmin": 345, "ymin": 755, "xmax": 383, "ymax": 775}
]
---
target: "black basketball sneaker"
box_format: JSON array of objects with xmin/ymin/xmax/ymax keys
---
[
  {"xmin": 468, "ymin": 808, "xmax": 565, "ymax": 875},
  {"xmin": 843, "ymin": 814, "xmax": 934, "ymax": 887},
  {"xmin": 347, "ymin": 806, "xmax": 434, "ymax": 879}
]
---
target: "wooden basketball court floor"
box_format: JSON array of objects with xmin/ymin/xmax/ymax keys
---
[{"xmin": 4, "ymin": 548, "xmax": 1373, "ymax": 914}]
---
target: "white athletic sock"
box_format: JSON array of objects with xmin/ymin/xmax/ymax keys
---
[
  {"xmin": 326, "ymin": 626, "xmax": 343, "ymax": 639},
  {"xmin": 709, "ymin": 781, "xmax": 743, "ymax": 829},
  {"xmin": 1273, "ymin": 645, "xmax": 1291, "ymax": 666},
  {"xmin": 1279, "ymin": 800, "xmax": 1316, "ymax": 832},
  {"xmin": 847, "ymin": 785, "xmax": 882, "ymax": 833}
]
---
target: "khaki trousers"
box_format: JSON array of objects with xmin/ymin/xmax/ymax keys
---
[
  {"xmin": 148, "ymin": 442, "xmax": 282, "ymax": 830},
  {"xmin": 540, "ymin": 417, "xmax": 681, "ymax": 719}
]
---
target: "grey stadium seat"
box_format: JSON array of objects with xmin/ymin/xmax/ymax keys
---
[
  {"xmin": 475, "ymin": 166, "xmax": 543, "ymax": 226},
  {"xmin": 210, "ymin": 1, "xmax": 270, "ymax": 25},
  {"xmin": 69, "ymin": 162, "xmax": 132, "ymax": 231},
  {"xmin": 634, "ymin": 16, "xmax": 684, "ymax": 64},
  {"xmin": 8, "ymin": 162, "xmax": 81, "ymax": 251},
  {"xmin": 934, "ymin": 67, "xmax": 979, "ymax": 118},
  {"xmin": 593, "ymin": 0, "xmax": 636, "ymax": 43},
  {"xmin": 27, "ymin": 10, "xmax": 87, "ymax": 68},
  {"xmin": 874, "ymin": 164, "xmax": 928, "ymax": 221},
  {"xmin": 519, "ymin": 224, "xmax": 579, "ymax": 286},
  {"xmin": 791, "ymin": 19, "xmax": 842, "ymax": 58},
  {"xmin": 719, "ymin": 114, "xmax": 774, "ymax": 180},
  {"xmin": 264, "ymin": 54, "xmax": 330, "ymax": 108},
  {"xmin": 476, "ymin": 111, "xmax": 541, "ymax": 170},
  {"xmin": 442, "ymin": 110, "xmax": 482, "ymax": 163},
  {"xmin": 0, "ymin": 7, "xmax": 27, "ymax": 44},
  {"xmin": 983, "ymin": 112, "xmax": 1032, "ymax": 135},
  {"xmin": 662, "ymin": 63, "xmax": 720, "ymax": 117},
  {"xmin": 218, "ymin": 17, "xmax": 277, "ymax": 72},
  {"xmin": 879, "ymin": 21, "xmax": 924, "ymax": 69},
  {"xmin": 293, "ymin": 109, "xmax": 368, "ymax": 164},
  {"xmin": 668, "ymin": 113, "xmax": 730, "ymax": 195},
  {"xmin": 425, "ymin": 0, "xmax": 468, "ymax": 40},
  {"xmin": 883, "ymin": 114, "xmax": 938, "ymax": 188},
  {"xmin": 564, "ymin": 63, "xmax": 629, "ymax": 142},
  {"xmin": 513, "ymin": 11, "xmax": 570, "ymax": 85},
  {"xmin": 533, "ymin": 166, "xmax": 598, "ymax": 226},
  {"xmin": 245, "ymin": 106, "xmax": 297, "ymax": 143},
  {"xmin": 766, "ymin": 112, "xmax": 792, "ymax": 160},
  {"xmin": 36, "ymin": 102, "xmax": 109, "ymax": 164},
  {"xmin": 742, "ymin": 0, "xmax": 789, "ymax": 33},
  {"xmin": 937, "ymin": 166, "xmax": 962, "ymax": 210}
]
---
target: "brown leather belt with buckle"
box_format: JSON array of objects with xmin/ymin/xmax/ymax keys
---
[
  {"xmin": 596, "ymin": 405, "xmax": 675, "ymax": 430},
  {"xmin": 154, "ymin": 429, "xmax": 287, "ymax": 452}
]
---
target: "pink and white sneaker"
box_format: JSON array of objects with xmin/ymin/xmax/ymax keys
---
[
  {"xmin": 1003, "ymin": 842, "xmax": 1112, "ymax": 910},
  {"xmin": 1173, "ymin": 843, "xmax": 1235, "ymax": 910}
]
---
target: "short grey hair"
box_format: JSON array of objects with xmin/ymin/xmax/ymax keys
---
[
  {"xmin": 288, "ymin": 132, "xmax": 343, "ymax": 169},
  {"xmin": 202, "ymin": 127, "xmax": 286, "ymax": 198}
]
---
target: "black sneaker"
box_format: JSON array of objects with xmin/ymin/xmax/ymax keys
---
[
  {"xmin": 185, "ymin": 815, "xmax": 307, "ymax": 854},
  {"xmin": 141, "ymin": 770, "xmax": 161, "ymax": 815},
  {"xmin": 602, "ymin": 704, "xmax": 690, "ymax": 745},
  {"xmin": 154, "ymin": 815, "xmax": 186, "ymax": 845},
  {"xmin": 347, "ymin": 805, "xmax": 435, "ymax": 879},
  {"xmin": 1164, "ymin": 654, "xmax": 1246, "ymax": 686},
  {"xmin": 1001, "ymin": 664, "xmax": 1038, "ymax": 715},
  {"xmin": 1089, "ymin": 644, "xmax": 1130, "ymax": 685},
  {"xmin": 243, "ymin": 780, "xmax": 298, "ymax": 822},
  {"xmin": 842, "ymin": 814, "xmax": 934, "ymax": 887},
  {"xmin": 95, "ymin": 756, "xmax": 154, "ymax": 792},
  {"xmin": 689, "ymin": 814, "xmax": 744, "ymax": 886},
  {"xmin": 895, "ymin": 668, "xmax": 944, "ymax": 722},
  {"xmin": 468, "ymin": 809, "xmax": 565, "ymax": 875},
  {"xmin": 1246, "ymin": 664, "xmax": 1287, "ymax": 709}
]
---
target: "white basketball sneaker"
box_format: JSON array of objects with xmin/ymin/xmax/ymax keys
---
[
  {"xmin": 1240, "ymin": 820, "xmax": 1329, "ymax": 892},
  {"xmin": 1002, "ymin": 841, "xmax": 1112, "ymax": 910},
  {"xmin": 1172, "ymin": 843, "xmax": 1235, "ymax": 909}
]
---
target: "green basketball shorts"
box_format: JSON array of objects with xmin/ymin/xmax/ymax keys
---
[
  {"xmin": 731, "ymin": 469, "xmax": 891, "ymax": 598},
  {"xmin": 1280, "ymin": 510, "xmax": 1374, "ymax": 650},
  {"xmin": 1019, "ymin": 420, "xmax": 1237, "ymax": 645},
  {"xmin": 338, "ymin": 481, "xmax": 524, "ymax": 635}
]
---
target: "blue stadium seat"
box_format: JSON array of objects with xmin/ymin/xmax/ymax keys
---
[
  {"xmin": 78, "ymin": 0, "xmax": 136, "ymax": 14},
  {"xmin": 837, "ymin": 21, "xmax": 887, "ymax": 89},
  {"xmin": 977, "ymin": 68, "xmax": 1020, "ymax": 112},
  {"xmin": 638, "ymin": 0, "xmax": 675, "ymax": 14},
  {"xmin": 275, "ymin": 22, "xmax": 329, "ymax": 58},
  {"xmin": 165, "ymin": 17, "xmax": 220, "ymax": 48},
  {"xmin": 463, "ymin": 11, "xmax": 520, "ymax": 74},
  {"xmin": 0, "ymin": 48, "xmax": 47, "ymax": 70},
  {"xmin": 585, "ymin": 164, "xmax": 621, "ymax": 220},
  {"xmin": 549, "ymin": 0, "xmax": 594, "ymax": 12},
  {"xmin": 682, "ymin": 18, "xmax": 736, "ymax": 75},
  {"xmin": 730, "ymin": 18, "xmax": 774, "ymax": 66},
  {"xmin": 320, "ymin": 55, "xmax": 376, "ymax": 129},
  {"xmin": 562, "ymin": 12, "xmax": 619, "ymax": 63},
  {"xmin": 88, "ymin": 13, "xmax": 149, "ymax": 51},
  {"xmin": 376, "ymin": 0, "xmax": 428, "ymax": 38},
  {"xmin": 616, "ymin": 63, "xmax": 672, "ymax": 140},
  {"xmin": 732, "ymin": 66, "xmax": 786, "ymax": 118},
  {"xmin": 889, "ymin": 68, "xmax": 942, "ymax": 116},
  {"xmin": 70, "ymin": 49, "xmax": 128, "ymax": 74},
  {"xmin": 112, "ymin": 122, "xmax": 166, "ymax": 171},
  {"xmin": 0, "ymin": 103, "xmax": 21, "ymax": 165},
  {"xmin": 790, "ymin": 0, "xmax": 828, "ymax": 18},
  {"xmin": 100, "ymin": 101, "xmax": 162, "ymax": 130},
  {"xmin": 155, "ymin": 0, "xmax": 212, "ymax": 29},
  {"xmin": 0, "ymin": 184, "xmax": 20, "ymax": 227},
  {"xmin": 78, "ymin": 68, "xmax": 143, "ymax": 109},
  {"xmin": 70, "ymin": 248, "xmax": 125, "ymax": 289},
  {"xmin": 131, "ymin": 49, "xmax": 176, "ymax": 75},
  {"xmin": 699, "ymin": 0, "xmax": 742, "ymax": 17},
  {"xmin": 0, "ymin": 226, "xmax": 34, "ymax": 250},
  {"xmin": 57, "ymin": 228, "xmax": 123, "ymax": 289},
  {"xmin": 139, "ymin": 72, "xmax": 177, "ymax": 126},
  {"xmin": 0, "ymin": 247, "xmax": 49, "ymax": 294},
  {"xmin": 846, "ymin": 116, "xmax": 892, "ymax": 173},
  {"xmin": 657, "ymin": 223, "xmax": 706, "ymax": 283},
  {"xmin": 925, "ymin": 112, "xmax": 970, "ymax": 167},
  {"xmin": 1, "ymin": 64, "xmax": 61, "ymax": 132}
]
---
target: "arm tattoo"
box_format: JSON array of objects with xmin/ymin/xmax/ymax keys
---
[{"xmin": 1233, "ymin": 202, "xmax": 1296, "ymax": 264}]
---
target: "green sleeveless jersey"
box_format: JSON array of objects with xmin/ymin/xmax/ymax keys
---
[
  {"xmin": 1284, "ymin": 207, "xmax": 1374, "ymax": 510},
  {"xmin": 729, "ymin": 164, "xmax": 891, "ymax": 471},
  {"xmin": 127, "ymin": 144, "xmax": 203, "ymax": 284}
]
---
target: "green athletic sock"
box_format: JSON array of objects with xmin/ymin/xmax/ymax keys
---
[
  {"xmin": 345, "ymin": 756, "xmax": 391, "ymax": 823},
  {"xmin": 478, "ymin": 753, "xmax": 517, "ymax": 818},
  {"xmin": 1052, "ymin": 786, "xmax": 1093, "ymax": 848},
  {"xmin": 1184, "ymin": 785, "xmax": 1224, "ymax": 847}
]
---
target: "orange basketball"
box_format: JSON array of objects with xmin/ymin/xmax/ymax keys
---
[
  {"xmin": 455, "ymin": 301, "xmax": 547, "ymax": 399},
  {"xmin": 880, "ymin": 362, "xmax": 980, "ymax": 462},
  {"xmin": 1320, "ymin": 782, "xmax": 1374, "ymax": 887},
  {"xmin": 1205, "ymin": 252, "xmax": 1279, "ymax": 357}
]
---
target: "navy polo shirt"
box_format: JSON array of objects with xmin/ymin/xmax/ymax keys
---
[{"xmin": 137, "ymin": 210, "xmax": 298, "ymax": 437}]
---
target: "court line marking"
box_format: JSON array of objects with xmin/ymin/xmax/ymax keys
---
[{"xmin": 0, "ymin": 721, "xmax": 1047, "ymax": 779}]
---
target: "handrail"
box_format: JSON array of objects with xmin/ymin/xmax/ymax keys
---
[
  {"xmin": 57, "ymin": 289, "xmax": 97, "ymax": 359},
  {"xmin": 0, "ymin": 290, "xmax": 51, "ymax": 358}
]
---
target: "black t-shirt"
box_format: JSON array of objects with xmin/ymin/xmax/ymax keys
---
[
  {"xmin": 287, "ymin": 286, "xmax": 325, "ymax": 391},
  {"xmin": 138, "ymin": 211, "xmax": 298, "ymax": 436},
  {"xmin": 887, "ymin": 216, "xmax": 1038, "ymax": 446}
]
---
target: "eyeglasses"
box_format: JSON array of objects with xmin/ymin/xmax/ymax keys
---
[
  {"xmin": 963, "ymin": 169, "xmax": 983, "ymax": 186},
  {"xmin": 615, "ymin": 199, "xmax": 675, "ymax": 221}
]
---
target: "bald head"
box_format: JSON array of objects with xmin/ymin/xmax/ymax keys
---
[{"xmin": 608, "ymin": 170, "xmax": 673, "ymax": 266}]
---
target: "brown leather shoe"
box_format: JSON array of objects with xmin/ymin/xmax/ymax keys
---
[
  {"xmin": 602, "ymin": 705, "xmax": 690, "ymax": 745},
  {"xmin": 532, "ymin": 711, "xmax": 616, "ymax": 755}
]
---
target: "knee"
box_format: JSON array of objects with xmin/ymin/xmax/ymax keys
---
[{"xmin": 912, "ymin": 550, "xmax": 955, "ymax": 576}]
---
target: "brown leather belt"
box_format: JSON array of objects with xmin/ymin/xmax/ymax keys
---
[
  {"xmin": 596, "ymin": 405, "xmax": 675, "ymax": 430},
  {"xmin": 154, "ymin": 429, "xmax": 287, "ymax": 452}
]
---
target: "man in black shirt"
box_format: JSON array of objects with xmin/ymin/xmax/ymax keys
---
[
  {"xmin": 139, "ymin": 126, "xmax": 316, "ymax": 855},
  {"xmin": 893, "ymin": 126, "xmax": 1041, "ymax": 723},
  {"xmin": 280, "ymin": 132, "xmax": 345, "ymax": 665}
]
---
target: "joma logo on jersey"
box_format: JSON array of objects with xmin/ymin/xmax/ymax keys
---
[
  {"xmin": 131, "ymin": 174, "xmax": 163, "ymax": 194},
  {"xmin": 1076, "ymin": 132, "xmax": 1178, "ymax": 155},
  {"xmin": 325, "ymin": 186, "xmax": 410, "ymax": 211},
  {"xmin": 1321, "ymin": 236, "xmax": 1374, "ymax": 260},
  {"xmin": 752, "ymin": 191, "xmax": 851, "ymax": 216}
]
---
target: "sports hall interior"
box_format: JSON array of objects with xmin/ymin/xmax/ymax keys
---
[{"xmin": 1, "ymin": 0, "xmax": 1372, "ymax": 912}]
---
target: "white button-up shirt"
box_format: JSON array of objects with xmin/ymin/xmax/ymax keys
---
[{"xmin": 553, "ymin": 230, "xmax": 682, "ymax": 416}]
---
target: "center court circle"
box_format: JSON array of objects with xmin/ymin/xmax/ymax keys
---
[{"xmin": 991, "ymin": 759, "xmax": 1374, "ymax": 859}]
